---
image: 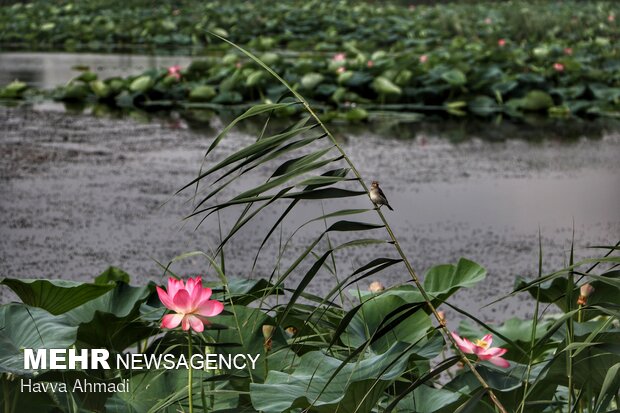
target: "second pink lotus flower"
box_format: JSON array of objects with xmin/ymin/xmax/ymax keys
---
[
  {"xmin": 167, "ymin": 65, "xmax": 182, "ymax": 80},
  {"xmin": 451, "ymin": 332, "xmax": 510, "ymax": 368},
  {"xmin": 157, "ymin": 276, "xmax": 224, "ymax": 333}
]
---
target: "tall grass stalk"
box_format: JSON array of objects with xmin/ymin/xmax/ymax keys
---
[
  {"xmin": 187, "ymin": 331, "xmax": 194, "ymax": 413},
  {"xmin": 518, "ymin": 229, "xmax": 544, "ymax": 413},
  {"xmin": 566, "ymin": 235, "xmax": 575, "ymax": 412},
  {"xmin": 210, "ymin": 33, "xmax": 509, "ymax": 413}
]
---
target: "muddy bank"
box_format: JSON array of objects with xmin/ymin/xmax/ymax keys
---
[{"xmin": 1, "ymin": 107, "xmax": 619, "ymax": 324}]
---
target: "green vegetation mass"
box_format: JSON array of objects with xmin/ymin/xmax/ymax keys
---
[{"xmin": 0, "ymin": 0, "xmax": 619, "ymax": 120}]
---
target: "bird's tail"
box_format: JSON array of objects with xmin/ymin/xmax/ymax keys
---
[{"xmin": 387, "ymin": 204, "xmax": 394, "ymax": 211}]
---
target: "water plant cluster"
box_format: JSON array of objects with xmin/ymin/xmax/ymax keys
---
[
  {"xmin": 1, "ymin": 0, "xmax": 619, "ymax": 120},
  {"xmin": 2, "ymin": 252, "xmax": 619, "ymax": 412},
  {"xmin": 0, "ymin": 0, "xmax": 616, "ymax": 52}
]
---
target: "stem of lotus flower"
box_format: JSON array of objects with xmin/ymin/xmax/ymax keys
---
[
  {"xmin": 3, "ymin": 378, "xmax": 11, "ymax": 413},
  {"xmin": 577, "ymin": 306, "xmax": 584, "ymax": 413},
  {"xmin": 187, "ymin": 330, "xmax": 193, "ymax": 413}
]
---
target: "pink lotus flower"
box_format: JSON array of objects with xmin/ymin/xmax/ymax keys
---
[
  {"xmin": 167, "ymin": 65, "xmax": 181, "ymax": 80},
  {"xmin": 367, "ymin": 60, "xmax": 374, "ymax": 68},
  {"xmin": 337, "ymin": 66, "xmax": 346, "ymax": 74},
  {"xmin": 564, "ymin": 47, "xmax": 573, "ymax": 55},
  {"xmin": 235, "ymin": 62, "xmax": 242, "ymax": 69},
  {"xmin": 484, "ymin": 18, "xmax": 492, "ymax": 25},
  {"xmin": 157, "ymin": 276, "xmax": 224, "ymax": 333},
  {"xmin": 553, "ymin": 62, "xmax": 565, "ymax": 72},
  {"xmin": 419, "ymin": 54, "xmax": 428, "ymax": 64},
  {"xmin": 451, "ymin": 332, "xmax": 510, "ymax": 368},
  {"xmin": 498, "ymin": 39, "xmax": 506, "ymax": 47},
  {"xmin": 609, "ymin": 14, "xmax": 615, "ymax": 23},
  {"xmin": 333, "ymin": 53, "xmax": 346, "ymax": 62}
]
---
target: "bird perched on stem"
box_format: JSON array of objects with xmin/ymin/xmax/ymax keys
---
[{"xmin": 369, "ymin": 181, "xmax": 393, "ymax": 211}]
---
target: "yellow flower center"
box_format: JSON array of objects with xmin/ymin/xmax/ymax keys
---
[{"xmin": 474, "ymin": 339, "xmax": 490, "ymax": 349}]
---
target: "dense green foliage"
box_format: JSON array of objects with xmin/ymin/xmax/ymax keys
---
[
  {"xmin": 2, "ymin": 256, "xmax": 619, "ymax": 412},
  {"xmin": 1, "ymin": 0, "xmax": 619, "ymax": 120},
  {"xmin": 0, "ymin": 0, "xmax": 617, "ymax": 52}
]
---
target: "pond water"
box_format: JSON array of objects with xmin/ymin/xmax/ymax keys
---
[
  {"xmin": 0, "ymin": 52, "xmax": 194, "ymax": 89},
  {"xmin": 1, "ymin": 52, "xmax": 619, "ymax": 326}
]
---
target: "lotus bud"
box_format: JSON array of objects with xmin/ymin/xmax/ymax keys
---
[
  {"xmin": 577, "ymin": 283, "xmax": 594, "ymax": 306},
  {"xmin": 262, "ymin": 325, "xmax": 275, "ymax": 352},
  {"xmin": 437, "ymin": 310, "xmax": 446, "ymax": 325},
  {"xmin": 369, "ymin": 281, "xmax": 385, "ymax": 293},
  {"xmin": 285, "ymin": 326, "xmax": 298, "ymax": 336},
  {"xmin": 262, "ymin": 325, "xmax": 275, "ymax": 339}
]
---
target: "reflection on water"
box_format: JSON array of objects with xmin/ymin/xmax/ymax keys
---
[
  {"xmin": 36, "ymin": 99, "xmax": 620, "ymax": 146},
  {"xmin": 0, "ymin": 52, "xmax": 194, "ymax": 89}
]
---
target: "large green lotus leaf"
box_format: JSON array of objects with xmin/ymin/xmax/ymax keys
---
[
  {"xmin": 95, "ymin": 266, "xmax": 131, "ymax": 285},
  {"xmin": 515, "ymin": 269, "xmax": 620, "ymax": 319},
  {"xmin": 75, "ymin": 311, "xmax": 156, "ymax": 352},
  {"xmin": 0, "ymin": 304, "xmax": 78, "ymax": 375},
  {"xmin": 128, "ymin": 75, "xmax": 153, "ymax": 93},
  {"xmin": 63, "ymin": 282, "xmax": 154, "ymax": 351},
  {"xmin": 518, "ymin": 90, "xmax": 553, "ymax": 111},
  {"xmin": 471, "ymin": 66, "xmax": 504, "ymax": 89},
  {"xmin": 423, "ymin": 258, "xmax": 486, "ymax": 302},
  {"xmin": 372, "ymin": 76, "xmax": 402, "ymax": 95},
  {"xmin": 342, "ymin": 71, "xmax": 374, "ymax": 87},
  {"xmin": 551, "ymin": 85, "xmax": 586, "ymax": 100},
  {"xmin": 444, "ymin": 363, "xmax": 554, "ymax": 413},
  {"xmin": 245, "ymin": 70, "xmax": 266, "ymax": 87},
  {"xmin": 589, "ymin": 84, "xmax": 620, "ymax": 102},
  {"xmin": 354, "ymin": 259, "xmax": 486, "ymax": 307},
  {"xmin": 300, "ymin": 72, "xmax": 324, "ymax": 89},
  {"xmin": 250, "ymin": 341, "xmax": 421, "ymax": 413},
  {"xmin": 189, "ymin": 85, "xmax": 217, "ymax": 101},
  {"xmin": 216, "ymin": 278, "xmax": 284, "ymax": 305},
  {"xmin": 202, "ymin": 305, "xmax": 289, "ymax": 381},
  {"xmin": 341, "ymin": 293, "xmax": 433, "ymax": 353},
  {"xmin": 491, "ymin": 80, "xmax": 519, "ymax": 96},
  {"xmin": 565, "ymin": 99, "xmax": 595, "ymax": 114},
  {"xmin": 28, "ymin": 369, "xmax": 120, "ymax": 412},
  {"xmin": 353, "ymin": 284, "xmax": 423, "ymax": 302},
  {"xmin": 0, "ymin": 375, "xmax": 62, "ymax": 413},
  {"xmin": 544, "ymin": 342, "xmax": 620, "ymax": 394},
  {"xmin": 60, "ymin": 82, "xmax": 90, "ymax": 100},
  {"xmin": 468, "ymin": 95, "xmax": 501, "ymax": 116},
  {"xmin": 0, "ymin": 80, "xmax": 28, "ymax": 98},
  {"xmin": 213, "ymin": 90, "xmax": 243, "ymax": 104},
  {"xmin": 395, "ymin": 385, "xmax": 461, "ymax": 413},
  {"xmin": 105, "ymin": 369, "xmax": 187, "ymax": 413},
  {"xmin": 1, "ymin": 278, "xmax": 115, "ymax": 315},
  {"xmin": 63, "ymin": 282, "xmax": 151, "ymax": 324},
  {"xmin": 441, "ymin": 69, "xmax": 467, "ymax": 87}
]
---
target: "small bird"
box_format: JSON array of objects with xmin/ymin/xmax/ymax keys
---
[{"xmin": 369, "ymin": 181, "xmax": 393, "ymax": 211}]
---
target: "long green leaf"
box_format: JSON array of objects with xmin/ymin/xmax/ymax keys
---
[
  {"xmin": 205, "ymin": 102, "xmax": 300, "ymax": 156},
  {"xmin": 1, "ymin": 279, "xmax": 115, "ymax": 315}
]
